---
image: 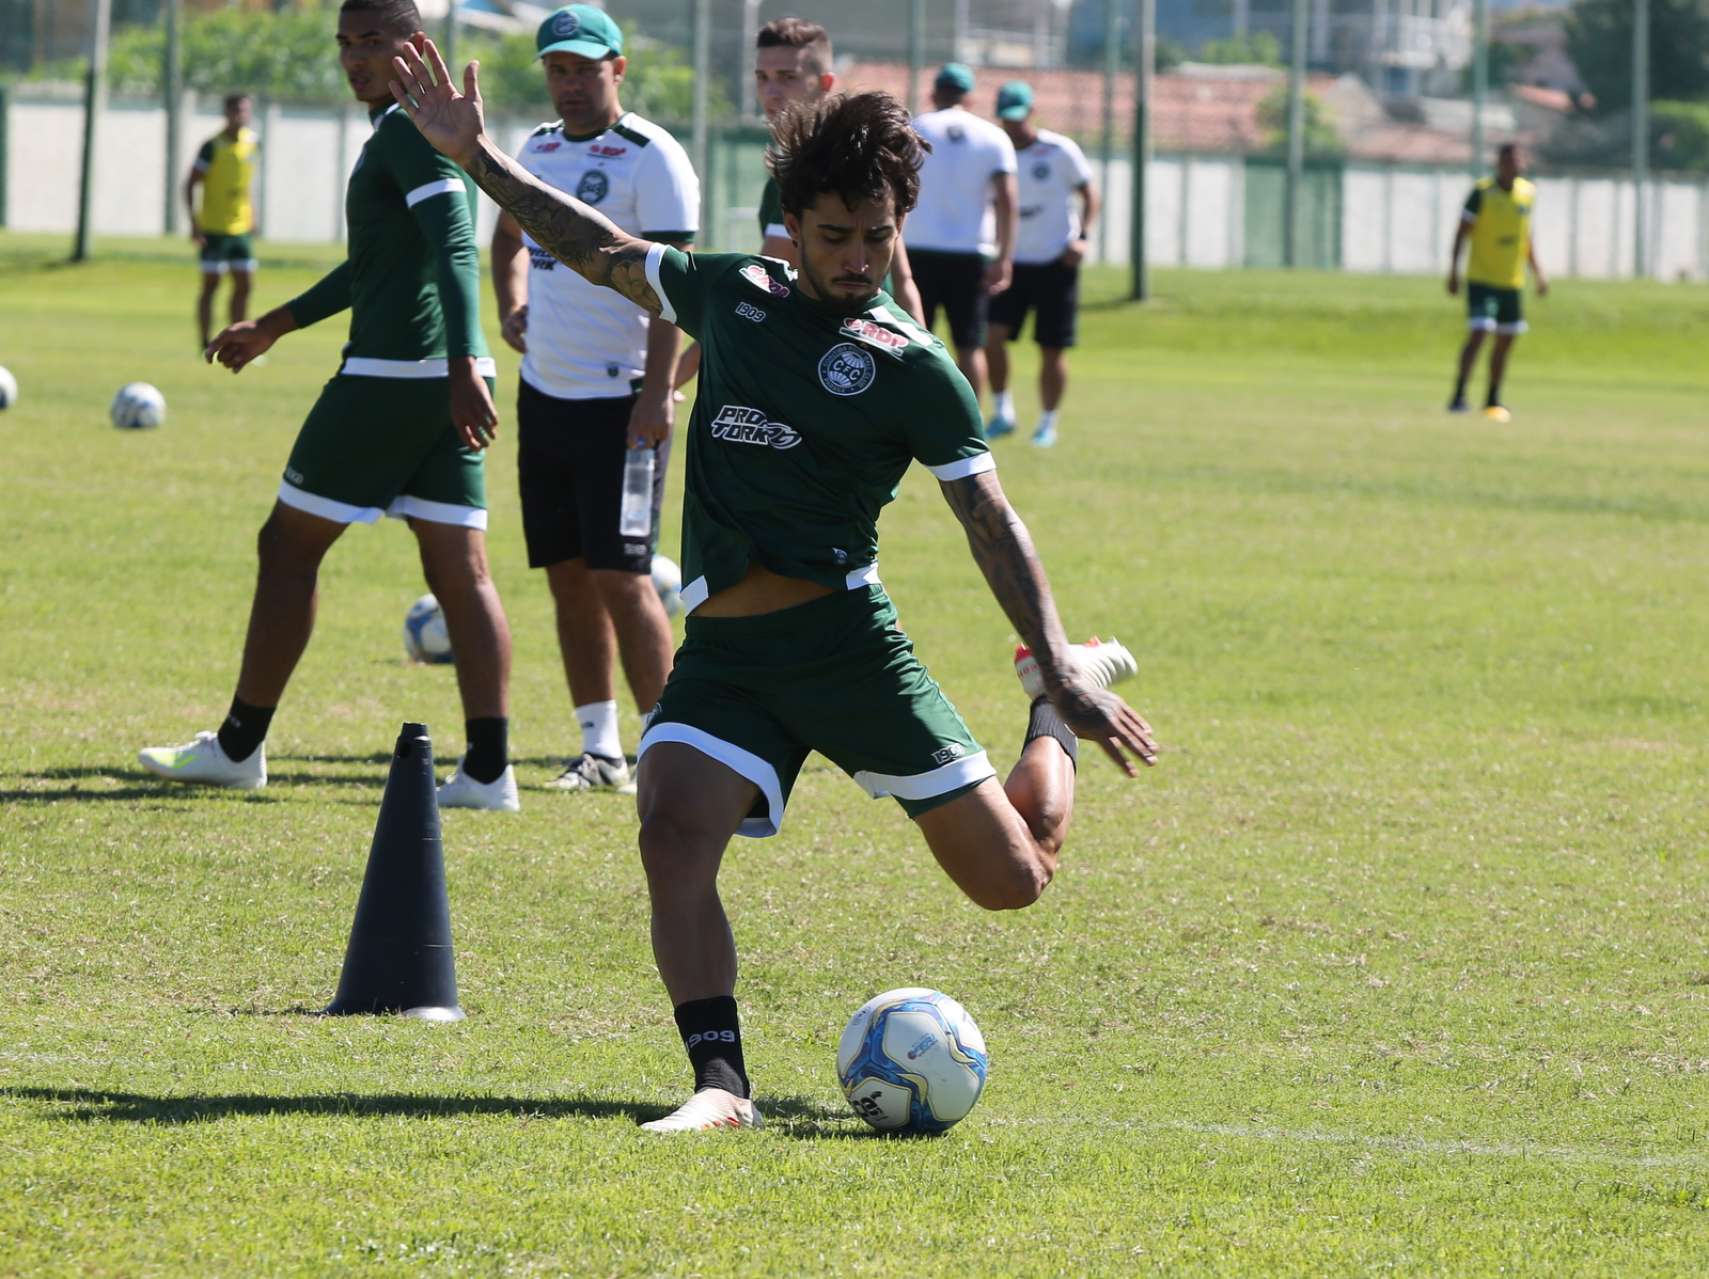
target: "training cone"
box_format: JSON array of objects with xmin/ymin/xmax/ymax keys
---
[{"xmin": 324, "ymin": 722, "xmax": 465, "ymax": 1021}]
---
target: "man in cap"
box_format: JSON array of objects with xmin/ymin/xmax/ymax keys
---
[
  {"xmin": 492, "ymin": 4, "xmax": 700, "ymax": 793},
  {"xmin": 904, "ymin": 63, "xmax": 1018, "ymax": 405},
  {"xmin": 983, "ymin": 80, "xmax": 1097, "ymax": 449}
]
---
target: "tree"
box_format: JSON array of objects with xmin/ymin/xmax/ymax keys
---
[
  {"xmin": 1565, "ymin": 0, "xmax": 1709, "ymax": 113},
  {"xmin": 1256, "ymin": 87, "xmax": 1343, "ymax": 157}
]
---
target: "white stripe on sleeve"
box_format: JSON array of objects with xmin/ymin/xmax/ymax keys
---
[
  {"xmin": 928, "ymin": 452, "xmax": 997, "ymax": 482},
  {"xmin": 645, "ymin": 241, "xmax": 677, "ymax": 324},
  {"xmin": 405, "ymin": 178, "xmax": 463, "ymax": 208}
]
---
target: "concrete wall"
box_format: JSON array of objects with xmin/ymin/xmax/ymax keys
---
[{"xmin": 7, "ymin": 92, "xmax": 1704, "ymax": 281}]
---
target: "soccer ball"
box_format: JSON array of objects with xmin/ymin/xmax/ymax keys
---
[
  {"xmin": 403, "ymin": 593, "xmax": 454, "ymax": 664},
  {"xmin": 0, "ymin": 366, "xmax": 17, "ymax": 409},
  {"xmin": 837, "ymin": 987, "xmax": 989, "ymax": 1134},
  {"xmin": 110, "ymin": 382, "xmax": 166, "ymax": 430},
  {"xmin": 651, "ymin": 553, "xmax": 682, "ymax": 616}
]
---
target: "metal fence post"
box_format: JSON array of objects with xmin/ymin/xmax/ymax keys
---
[
  {"xmin": 73, "ymin": 0, "xmax": 113, "ymax": 261},
  {"xmin": 691, "ymin": 0, "xmax": 709, "ymax": 241},
  {"xmin": 163, "ymin": 0, "xmax": 181, "ymax": 234},
  {"xmin": 1470, "ymin": 0, "xmax": 1486, "ymax": 177},
  {"xmin": 1129, "ymin": 0, "xmax": 1152, "ymax": 300},
  {"xmin": 1283, "ymin": 0, "xmax": 1305, "ymax": 268},
  {"xmin": 1098, "ymin": 1, "xmax": 1118, "ymax": 264},
  {"xmin": 1632, "ymin": 0, "xmax": 1649, "ymax": 279}
]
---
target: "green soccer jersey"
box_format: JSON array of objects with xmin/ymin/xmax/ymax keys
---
[
  {"xmin": 285, "ymin": 103, "xmax": 488, "ymax": 374},
  {"xmin": 643, "ymin": 246, "xmax": 992, "ymax": 613}
]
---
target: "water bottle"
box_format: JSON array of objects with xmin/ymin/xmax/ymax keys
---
[{"xmin": 618, "ymin": 444, "xmax": 655, "ymax": 538}]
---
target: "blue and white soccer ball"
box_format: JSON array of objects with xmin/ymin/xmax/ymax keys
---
[
  {"xmin": 0, "ymin": 366, "xmax": 17, "ymax": 410},
  {"xmin": 403, "ymin": 593, "xmax": 454, "ymax": 664},
  {"xmin": 651, "ymin": 553, "xmax": 682, "ymax": 616},
  {"xmin": 110, "ymin": 381, "xmax": 166, "ymax": 430},
  {"xmin": 838, "ymin": 987, "xmax": 989, "ymax": 1134}
]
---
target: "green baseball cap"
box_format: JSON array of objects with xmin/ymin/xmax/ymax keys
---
[
  {"xmin": 935, "ymin": 62, "xmax": 975, "ymax": 94},
  {"xmin": 536, "ymin": 4, "xmax": 623, "ymax": 60},
  {"xmin": 996, "ymin": 80, "xmax": 1033, "ymax": 120}
]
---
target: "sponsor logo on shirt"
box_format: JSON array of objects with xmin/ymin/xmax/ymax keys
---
[
  {"xmin": 589, "ymin": 143, "xmax": 628, "ymax": 158},
  {"xmin": 576, "ymin": 170, "xmax": 610, "ymax": 205},
  {"xmin": 710, "ymin": 405, "xmax": 802, "ymax": 450},
  {"xmin": 839, "ymin": 316, "xmax": 908, "ymax": 358},
  {"xmin": 537, "ymin": 141, "xmax": 562, "ymax": 153},
  {"xmin": 817, "ymin": 343, "xmax": 877, "ymax": 397},
  {"xmin": 740, "ymin": 263, "xmax": 791, "ymax": 298},
  {"xmin": 735, "ymin": 301, "xmax": 767, "ymax": 323},
  {"xmin": 528, "ymin": 248, "xmax": 557, "ymax": 271}
]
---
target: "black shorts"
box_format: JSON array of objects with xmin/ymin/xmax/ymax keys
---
[
  {"xmin": 909, "ymin": 248, "xmax": 989, "ymax": 350},
  {"xmin": 988, "ymin": 260, "xmax": 1080, "ymax": 349},
  {"xmin": 516, "ymin": 377, "xmax": 667, "ymax": 572}
]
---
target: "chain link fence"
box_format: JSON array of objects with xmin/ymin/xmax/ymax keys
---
[{"xmin": 4, "ymin": 0, "xmax": 1705, "ymax": 279}]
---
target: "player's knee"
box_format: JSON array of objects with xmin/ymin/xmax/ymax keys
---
[
  {"xmin": 637, "ymin": 809, "xmax": 720, "ymax": 889},
  {"xmin": 971, "ymin": 857, "xmax": 1050, "ymax": 911},
  {"xmin": 255, "ymin": 513, "xmax": 318, "ymax": 576}
]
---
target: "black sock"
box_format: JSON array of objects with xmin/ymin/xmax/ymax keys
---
[
  {"xmin": 1486, "ymin": 382, "xmax": 1502, "ymax": 408},
  {"xmin": 462, "ymin": 717, "xmax": 508, "ymax": 784},
  {"xmin": 1451, "ymin": 376, "xmax": 1468, "ymax": 403},
  {"xmin": 1025, "ymin": 696, "xmax": 1078, "ymax": 770},
  {"xmin": 216, "ymin": 696, "xmax": 274, "ymax": 762},
  {"xmin": 673, "ymin": 995, "xmax": 749, "ymax": 1098}
]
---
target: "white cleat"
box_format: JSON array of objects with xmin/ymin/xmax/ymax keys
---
[
  {"xmin": 548, "ymin": 752, "xmax": 635, "ymax": 794},
  {"xmin": 437, "ymin": 761, "xmax": 520, "ymax": 812},
  {"xmin": 1015, "ymin": 636, "xmax": 1138, "ymax": 702},
  {"xmin": 640, "ymin": 1088, "xmax": 764, "ymax": 1134},
  {"xmin": 138, "ymin": 730, "xmax": 266, "ymax": 789}
]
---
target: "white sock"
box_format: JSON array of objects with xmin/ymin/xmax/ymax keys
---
[
  {"xmin": 994, "ymin": 390, "xmax": 1015, "ymax": 419},
  {"xmin": 575, "ymin": 700, "xmax": 623, "ymax": 761},
  {"xmin": 1037, "ymin": 409, "xmax": 1060, "ymax": 432}
]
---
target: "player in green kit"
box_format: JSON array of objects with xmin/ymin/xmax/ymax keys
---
[
  {"xmin": 139, "ymin": 0, "xmax": 519, "ymax": 811},
  {"xmin": 391, "ymin": 40, "xmax": 1158, "ymax": 1131}
]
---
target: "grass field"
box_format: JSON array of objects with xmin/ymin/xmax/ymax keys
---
[{"xmin": 2, "ymin": 230, "xmax": 1707, "ymax": 1276}]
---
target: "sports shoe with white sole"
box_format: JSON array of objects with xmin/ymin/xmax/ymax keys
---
[
  {"xmin": 1031, "ymin": 421, "xmax": 1058, "ymax": 448},
  {"xmin": 640, "ymin": 1088, "xmax": 764, "ymax": 1134},
  {"xmin": 138, "ymin": 730, "xmax": 266, "ymax": 789},
  {"xmin": 985, "ymin": 413, "xmax": 1016, "ymax": 439},
  {"xmin": 437, "ymin": 761, "xmax": 520, "ymax": 812},
  {"xmin": 548, "ymin": 752, "xmax": 635, "ymax": 794},
  {"xmin": 1014, "ymin": 636, "xmax": 1138, "ymax": 702}
]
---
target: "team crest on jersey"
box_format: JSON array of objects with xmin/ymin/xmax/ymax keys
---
[
  {"xmin": 576, "ymin": 170, "xmax": 610, "ymax": 205},
  {"xmin": 735, "ymin": 301, "xmax": 767, "ymax": 323},
  {"xmin": 839, "ymin": 317, "xmax": 908, "ymax": 359},
  {"xmin": 947, "ymin": 125, "xmax": 966, "ymax": 144},
  {"xmin": 1032, "ymin": 162, "xmax": 1050, "ymax": 180},
  {"xmin": 740, "ymin": 263, "xmax": 791, "ymax": 298},
  {"xmin": 710, "ymin": 405, "xmax": 801, "ymax": 450},
  {"xmin": 818, "ymin": 343, "xmax": 876, "ymax": 397}
]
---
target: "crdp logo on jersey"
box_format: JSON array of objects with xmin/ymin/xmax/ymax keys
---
[
  {"xmin": 1032, "ymin": 161, "xmax": 1050, "ymax": 181},
  {"xmin": 740, "ymin": 263, "xmax": 791, "ymax": 299},
  {"xmin": 576, "ymin": 170, "xmax": 609, "ymax": 205},
  {"xmin": 839, "ymin": 316, "xmax": 908, "ymax": 359},
  {"xmin": 818, "ymin": 343, "xmax": 876, "ymax": 397},
  {"xmin": 710, "ymin": 405, "xmax": 802, "ymax": 450}
]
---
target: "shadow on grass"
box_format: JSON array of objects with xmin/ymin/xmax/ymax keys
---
[
  {"xmin": 0, "ymin": 767, "xmax": 277, "ymax": 806},
  {"xmin": 4, "ymin": 1086, "xmax": 872, "ymax": 1136}
]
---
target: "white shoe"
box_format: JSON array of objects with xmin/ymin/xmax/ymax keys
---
[
  {"xmin": 138, "ymin": 730, "xmax": 266, "ymax": 789},
  {"xmin": 1014, "ymin": 636, "xmax": 1138, "ymax": 701},
  {"xmin": 437, "ymin": 761, "xmax": 520, "ymax": 811},
  {"xmin": 548, "ymin": 752, "xmax": 635, "ymax": 794},
  {"xmin": 640, "ymin": 1088, "xmax": 764, "ymax": 1134}
]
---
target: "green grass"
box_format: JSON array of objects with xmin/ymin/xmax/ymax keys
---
[{"xmin": 2, "ymin": 230, "xmax": 1708, "ymax": 1276}]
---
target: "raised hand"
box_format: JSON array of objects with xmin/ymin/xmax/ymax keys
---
[{"xmin": 389, "ymin": 38, "xmax": 485, "ymax": 168}]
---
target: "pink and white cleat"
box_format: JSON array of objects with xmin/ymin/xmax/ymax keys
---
[
  {"xmin": 1014, "ymin": 636, "xmax": 1138, "ymax": 702},
  {"xmin": 640, "ymin": 1088, "xmax": 764, "ymax": 1134}
]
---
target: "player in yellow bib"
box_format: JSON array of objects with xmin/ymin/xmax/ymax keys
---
[
  {"xmin": 184, "ymin": 93, "xmax": 261, "ymax": 351},
  {"xmin": 1446, "ymin": 144, "xmax": 1549, "ymax": 422}
]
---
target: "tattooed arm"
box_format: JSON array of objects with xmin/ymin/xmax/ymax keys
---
[
  {"xmin": 389, "ymin": 39, "xmax": 660, "ymax": 313},
  {"xmin": 941, "ymin": 470, "xmax": 1158, "ymax": 772}
]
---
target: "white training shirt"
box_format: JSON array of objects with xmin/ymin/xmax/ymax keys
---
[
  {"xmin": 905, "ymin": 106, "xmax": 1018, "ymax": 256},
  {"xmin": 514, "ymin": 112, "xmax": 699, "ymax": 400},
  {"xmin": 1013, "ymin": 129, "xmax": 1094, "ymax": 264}
]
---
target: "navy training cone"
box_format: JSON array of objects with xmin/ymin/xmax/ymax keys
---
[{"xmin": 324, "ymin": 722, "xmax": 464, "ymax": 1021}]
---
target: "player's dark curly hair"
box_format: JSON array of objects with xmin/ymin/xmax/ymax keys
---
[
  {"xmin": 339, "ymin": 0, "xmax": 423, "ymax": 37},
  {"xmin": 770, "ymin": 92, "xmax": 929, "ymax": 221}
]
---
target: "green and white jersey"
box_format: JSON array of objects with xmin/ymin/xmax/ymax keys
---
[
  {"xmin": 286, "ymin": 103, "xmax": 490, "ymax": 378},
  {"xmin": 642, "ymin": 246, "xmax": 993, "ymax": 614},
  {"xmin": 757, "ymin": 176, "xmax": 787, "ymax": 242}
]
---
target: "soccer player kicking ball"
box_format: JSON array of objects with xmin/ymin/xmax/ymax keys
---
[
  {"xmin": 139, "ymin": 0, "xmax": 519, "ymax": 811},
  {"xmin": 1447, "ymin": 144, "xmax": 1549, "ymax": 423},
  {"xmin": 391, "ymin": 41, "xmax": 1158, "ymax": 1133}
]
